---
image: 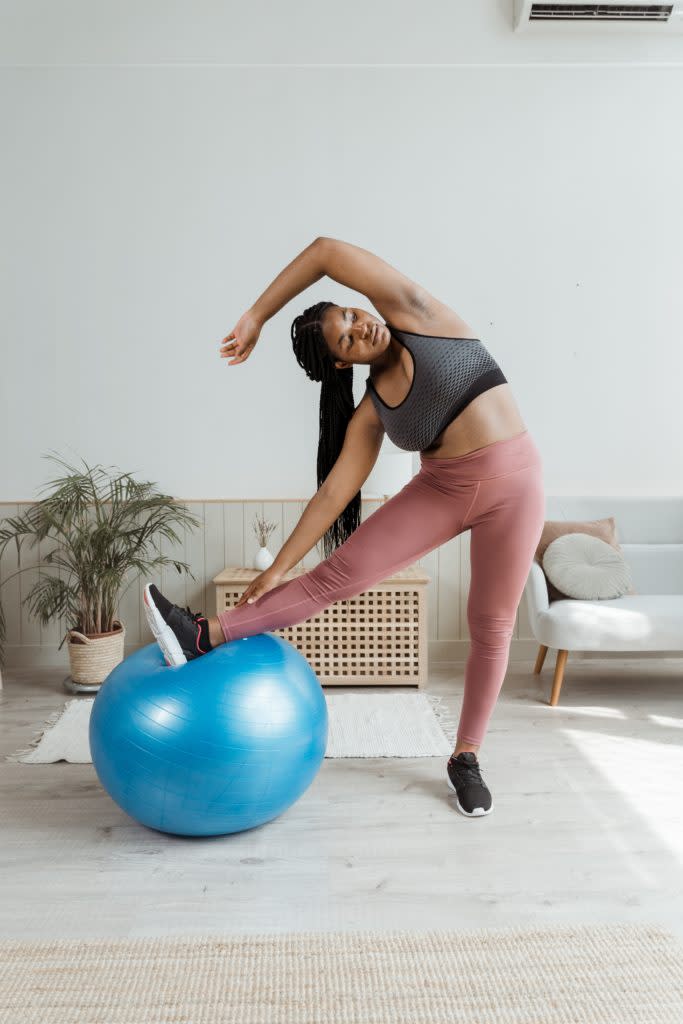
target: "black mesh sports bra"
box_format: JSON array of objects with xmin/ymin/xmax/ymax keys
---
[{"xmin": 364, "ymin": 323, "xmax": 508, "ymax": 452}]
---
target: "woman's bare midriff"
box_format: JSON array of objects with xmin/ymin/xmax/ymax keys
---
[
  {"xmin": 368, "ymin": 370, "xmax": 527, "ymax": 458},
  {"xmin": 420, "ymin": 383, "xmax": 527, "ymax": 459}
]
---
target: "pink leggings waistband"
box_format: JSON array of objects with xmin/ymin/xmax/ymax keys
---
[{"xmin": 419, "ymin": 429, "xmax": 539, "ymax": 479}]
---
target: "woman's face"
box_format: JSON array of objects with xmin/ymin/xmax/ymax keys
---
[{"xmin": 322, "ymin": 305, "xmax": 390, "ymax": 369}]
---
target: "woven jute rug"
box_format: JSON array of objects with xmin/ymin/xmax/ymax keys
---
[{"xmin": 1, "ymin": 924, "xmax": 682, "ymax": 1023}]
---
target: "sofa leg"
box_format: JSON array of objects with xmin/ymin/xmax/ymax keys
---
[
  {"xmin": 550, "ymin": 650, "xmax": 569, "ymax": 707},
  {"xmin": 533, "ymin": 645, "xmax": 548, "ymax": 674}
]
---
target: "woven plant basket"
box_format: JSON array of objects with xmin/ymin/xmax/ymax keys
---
[{"xmin": 66, "ymin": 619, "xmax": 125, "ymax": 685}]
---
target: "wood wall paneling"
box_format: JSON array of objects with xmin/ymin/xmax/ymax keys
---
[{"xmin": 0, "ymin": 500, "xmax": 526, "ymax": 664}]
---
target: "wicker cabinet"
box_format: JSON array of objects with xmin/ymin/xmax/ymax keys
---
[{"xmin": 213, "ymin": 565, "xmax": 430, "ymax": 687}]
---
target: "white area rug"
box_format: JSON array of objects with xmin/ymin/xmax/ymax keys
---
[
  {"xmin": 7, "ymin": 692, "xmax": 456, "ymax": 764},
  {"xmin": 1, "ymin": 925, "xmax": 682, "ymax": 1023}
]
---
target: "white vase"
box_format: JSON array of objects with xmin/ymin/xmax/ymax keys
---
[{"xmin": 253, "ymin": 545, "xmax": 275, "ymax": 571}]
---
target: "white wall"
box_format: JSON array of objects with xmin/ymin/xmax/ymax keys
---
[{"xmin": 2, "ymin": 1, "xmax": 682, "ymax": 501}]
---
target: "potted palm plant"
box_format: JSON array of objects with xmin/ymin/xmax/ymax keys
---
[{"xmin": 0, "ymin": 452, "xmax": 200, "ymax": 690}]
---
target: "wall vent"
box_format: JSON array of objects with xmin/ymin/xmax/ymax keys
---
[{"xmin": 514, "ymin": 0, "xmax": 683, "ymax": 28}]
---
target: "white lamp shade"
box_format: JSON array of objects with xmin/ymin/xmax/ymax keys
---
[{"xmin": 362, "ymin": 444, "xmax": 414, "ymax": 499}]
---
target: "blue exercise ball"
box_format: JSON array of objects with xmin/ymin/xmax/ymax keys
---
[{"xmin": 89, "ymin": 634, "xmax": 328, "ymax": 837}]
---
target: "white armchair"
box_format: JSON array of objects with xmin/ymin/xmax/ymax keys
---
[{"xmin": 524, "ymin": 497, "xmax": 683, "ymax": 706}]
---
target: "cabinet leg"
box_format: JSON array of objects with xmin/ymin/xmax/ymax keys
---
[
  {"xmin": 550, "ymin": 650, "xmax": 569, "ymax": 707},
  {"xmin": 533, "ymin": 644, "xmax": 548, "ymax": 674}
]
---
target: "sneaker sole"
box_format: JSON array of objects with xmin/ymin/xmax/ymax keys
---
[
  {"xmin": 143, "ymin": 583, "xmax": 187, "ymax": 667},
  {"xmin": 446, "ymin": 774, "xmax": 493, "ymax": 817}
]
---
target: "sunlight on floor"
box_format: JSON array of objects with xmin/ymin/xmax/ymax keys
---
[
  {"xmin": 562, "ymin": 727, "xmax": 683, "ymax": 873},
  {"xmin": 544, "ymin": 706, "xmax": 627, "ymax": 720},
  {"xmin": 648, "ymin": 715, "xmax": 683, "ymax": 730}
]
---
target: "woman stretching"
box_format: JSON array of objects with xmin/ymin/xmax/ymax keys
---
[{"xmin": 144, "ymin": 236, "xmax": 545, "ymax": 818}]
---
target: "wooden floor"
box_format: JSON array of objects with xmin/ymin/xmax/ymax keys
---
[{"xmin": 1, "ymin": 657, "xmax": 682, "ymax": 943}]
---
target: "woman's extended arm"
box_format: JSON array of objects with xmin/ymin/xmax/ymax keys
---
[
  {"xmin": 269, "ymin": 490, "xmax": 348, "ymax": 578},
  {"xmin": 269, "ymin": 402, "xmax": 384, "ymax": 577},
  {"xmin": 233, "ymin": 401, "xmax": 385, "ymax": 607},
  {"xmin": 220, "ymin": 236, "xmax": 429, "ymax": 365},
  {"xmin": 317, "ymin": 237, "xmax": 427, "ymax": 319},
  {"xmin": 249, "ymin": 238, "xmax": 327, "ymax": 326},
  {"xmin": 248, "ymin": 236, "xmax": 425, "ymax": 329},
  {"xmin": 220, "ymin": 238, "xmax": 325, "ymax": 365},
  {"xmin": 231, "ymin": 489, "xmax": 346, "ymax": 608}
]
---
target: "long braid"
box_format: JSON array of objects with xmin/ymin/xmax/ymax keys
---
[{"xmin": 291, "ymin": 300, "xmax": 361, "ymax": 559}]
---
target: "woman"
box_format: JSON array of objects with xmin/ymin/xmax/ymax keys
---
[{"xmin": 143, "ymin": 236, "xmax": 546, "ymax": 817}]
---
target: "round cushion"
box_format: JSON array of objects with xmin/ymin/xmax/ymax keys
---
[{"xmin": 541, "ymin": 532, "xmax": 632, "ymax": 600}]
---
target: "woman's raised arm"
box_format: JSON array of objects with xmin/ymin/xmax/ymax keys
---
[
  {"xmin": 318, "ymin": 237, "xmax": 428, "ymax": 322},
  {"xmin": 220, "ymin": 238, "xmax": 326, "ymax": 365}
]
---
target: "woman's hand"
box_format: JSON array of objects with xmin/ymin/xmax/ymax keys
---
[
  {"xmin": 219, "ymin": 310, "xmax": 263, "ymax": 365},
  {"xmin": 234, "ymin": 566, "xmax": 283, "ymax": 608}
]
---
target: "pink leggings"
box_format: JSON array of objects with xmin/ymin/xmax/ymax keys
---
[{"xmin": 217, "ymin": 430, "xmax": 545, "ymax": 747}]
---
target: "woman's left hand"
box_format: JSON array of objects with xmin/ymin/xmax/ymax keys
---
[
  {"xmin": 219, "ymin": 310, "xmax": 263, "ymax": 366},
  {"xmin": 234, "ymin": 567, "xmax": 283, "ymax": 608}
]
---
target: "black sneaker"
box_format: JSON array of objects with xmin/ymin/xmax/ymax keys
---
[
  {"xmin": 143, "ymin": 582, "xmax": 213, "ymax": 667},
  {"xmin": 446, "ymin": 752, "xmax": 493, "ymax": 817}
]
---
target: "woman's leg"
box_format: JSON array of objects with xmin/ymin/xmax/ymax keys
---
[
  {"xmin": 214, "ymin": 470, "xmax": 480, "ymax": 644},
  {"xmin": 457, "ymin": 457, "xmax": 545, "ymax": 749}
]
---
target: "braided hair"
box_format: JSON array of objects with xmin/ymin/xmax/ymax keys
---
[{"xmin": 291, "ymin": 299, "xmax": 361, "ymax": 559}]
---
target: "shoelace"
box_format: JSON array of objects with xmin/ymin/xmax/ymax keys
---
[
  {"xmin": 450, "ymin": 757, "xmax": 485, "ymax": 787},
  {"xmin": 181, "ymin": 605, "xmax": 205, "ymax": 625}
]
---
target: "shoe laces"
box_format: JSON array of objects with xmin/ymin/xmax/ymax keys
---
[
  {"xmin": 182, "ymin": 605, "xmax": 205, "ymax": 625},
  {"xmin": 450, "ymin": 756, "xmax": 485, "ymax": 787}
]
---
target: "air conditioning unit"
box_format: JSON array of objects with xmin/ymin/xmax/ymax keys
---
[{"xmin": 513, "ymin": 1, "xmax": 683, "ymax": 31}]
